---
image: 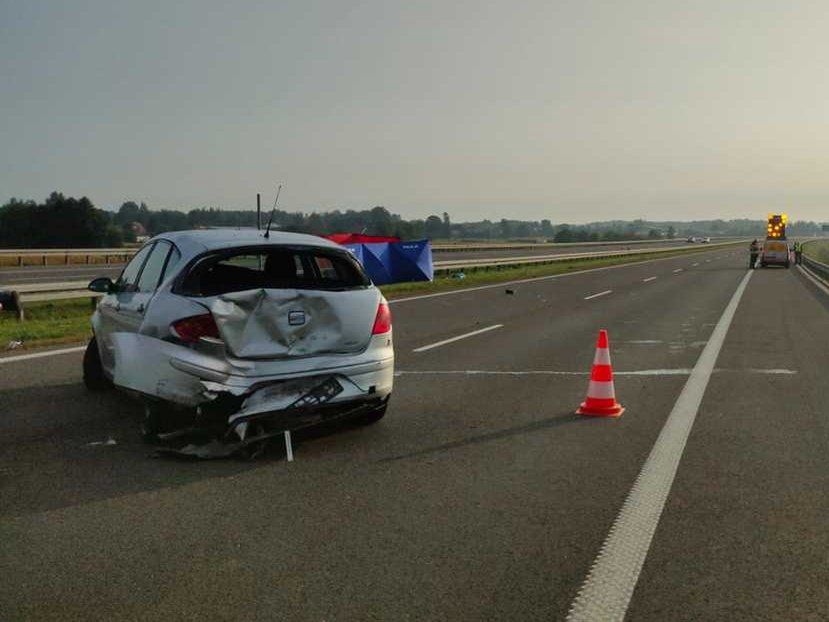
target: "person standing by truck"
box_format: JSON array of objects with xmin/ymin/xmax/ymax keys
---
[
  {"xmin": 749, "ymin": 239, "xmax": 760, "ymax": 269},
  {"xmin": 794, "ymin": 241, "xmax": 802, "ymax": 265}
]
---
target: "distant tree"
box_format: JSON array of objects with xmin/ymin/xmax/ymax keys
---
[
  {"xmin": 368, "ymin": 206, "xmax": 394, "ymax": 236},
  {"xmin": 540, "ymin": 219, "xmax": 554, "ymax": 237},
  {"xmin": 442, "ymin": 212, "xmax": 452, "ymax": 238},
  {"xmin": 554, "ymin": 225, "xmax": 573, "ymax": 243},
  {"xmin": 498, "ymin": 219, "xmax": 512, "ymax": 239},
  {"xmin": 648, "ymin": 228, "xmax": 661, "ymax": 239},
  {"xmin": 667, "ymin": 225, "xmax": 676, "ymax": 239},
  {"xmin": 424, "ymin": 215, "xmax": 444, "ymax": 239}
]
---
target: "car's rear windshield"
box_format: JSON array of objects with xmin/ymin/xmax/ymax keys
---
[{"xmin": 177, "ymin": 247, "xmax": 371, "ymax": 297}]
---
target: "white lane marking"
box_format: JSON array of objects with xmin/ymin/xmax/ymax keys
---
[
  {"xmin": 623, "ymin": 340, "xmax": 662, "ymax": 344},
  {"xmin": 672, "ymin": 268, "xmax": 683, "ymax": 273},
  {"xmin": 642, "ymin": 276, "xmax": 657, "ymax": 283},
  {"xmin": 412, "ymin": 324, "xmax": 503, "ymax": 353},
  {"xmin": 692, "ymin": 262, "xmax": 700, "ymax": 267},
  {"xmin": 0, "ymin": 345, "xmax": 85, "ymax": 365},
  {"xmin": 394, "ymin": 367, "xmax": 790, "ymax": 377},
  {"xmin": 389, "ymin": 250, "xmax": 735, "ymax": 305},
  {"xmin": 566, "ymin": 270, "xmax": 753, "ymax": 622},
  {"xmin": 705, "ymin": 259, "xmax": 711, "ymax": 263},
  {"xmin": 584, "ymin": 290, "xmax": 612, "ymax": 300}
]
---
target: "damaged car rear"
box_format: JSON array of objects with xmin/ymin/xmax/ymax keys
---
[{"xmin": 83, "ymin": 229, "xmax": 394, "ymax": 457}]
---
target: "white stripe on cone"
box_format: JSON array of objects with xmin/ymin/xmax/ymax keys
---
[
  {"xmin": 585, "ymin": 379, "xmax": 616, "ymax": 399},
  {"xmin": 593, "ymin": 347, "xmax": 612, "ymax": 366}
]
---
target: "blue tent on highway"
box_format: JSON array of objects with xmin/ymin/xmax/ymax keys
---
[{"xmin": 341, "ymin": 239, "xmax": 433, "ymax": 285}]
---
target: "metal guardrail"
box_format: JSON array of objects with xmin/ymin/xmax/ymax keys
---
[
  {"xmin": 0, "ymin": 238, "xmax": 739, "ymax": 265},
  {"xmin": 0, "ymin": 240, "xmax": 746, "ymax": 319},
  {"xmin": 431, "ymin": 240, "xmax": 744, "ymax": 275},
  {"xmin": 800, "ymin": 240, "xmax": 829, "ymax": 285}
]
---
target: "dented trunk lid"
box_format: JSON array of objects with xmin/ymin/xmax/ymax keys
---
[{"xmin": 204, "ymin": 287, "xmax": 380, "ymax": 359}]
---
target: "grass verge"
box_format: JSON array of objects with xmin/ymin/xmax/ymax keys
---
[
  {"xmin": 0, "ymin": 299, "xmax": 92, "ymax": 351},
  {"xmin": 0, "ymin": 243, "xmax": 742, "ymax": 351},
  {"xmin": 803, "ymin": 240, "xmax": 829, "ymax": 264}
]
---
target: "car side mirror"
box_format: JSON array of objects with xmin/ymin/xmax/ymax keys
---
[{"xmin": 88, "ymin": 277, "xmax": 116, "ymax": 293}]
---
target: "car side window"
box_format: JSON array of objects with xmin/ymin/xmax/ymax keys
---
[
  {"xmin": 159, "ymin": 245, "xmax": 182, "ymax": 286},
  {"xmin": 136, "ymin": 241, "xmax": 172, "ymax": 293},
  {"xmin": 117, "ymin": 244, "xmax": 154, "ymax": 293}
]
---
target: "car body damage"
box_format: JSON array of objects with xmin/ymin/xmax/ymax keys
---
[
  {"xmin": 208, "ymin": 287, "xmax": 377, "ymax": 359},
  {"xmin": 87, "ymin": 229, "xmax": 395, "ymax": 458}
]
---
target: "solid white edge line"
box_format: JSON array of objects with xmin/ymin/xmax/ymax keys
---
[
  {"xmin": 567, "ymin": 269, "xmax": 753, "ymax": 622},
  {"xmin": 642, "ymin": 277, "xmax": 657, "ymax": 283},
  {"xmin": 0, "ymin": 345, "xmax": 86, "ymax": 365},
  {"xmin": 584, "ymin": 290, "xmax": 612, "ymax": 300},
  {"xmin": 389, "ymin": 248, "xmax": 734, "ymax": 305},
  {"xmin": 412, "ymin": 324, "xmax": 503, "ymax": 353}
]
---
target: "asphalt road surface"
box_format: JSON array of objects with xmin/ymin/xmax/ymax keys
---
[
  {"xmin": 0, "ymin": 239, "xmax": 723, "ymax": 286},
  {"xmin": 1, "ymin": 247, "xmax": 827, "ymax": 620}
]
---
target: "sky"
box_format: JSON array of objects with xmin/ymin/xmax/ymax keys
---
[{"xmin": 2, "ymin": 0, "xmax": 829, "ymax": 223}]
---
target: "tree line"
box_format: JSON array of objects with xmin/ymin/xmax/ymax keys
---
[{"xmin": 1, "ymin": 192, "xmax": 825, "ymax": 248}]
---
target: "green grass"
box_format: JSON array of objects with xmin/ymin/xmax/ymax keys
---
[
  {"xmin": 803, "ymin": 240, "xmax": 829, "ymax": 264},
  {"xmin": 0, "ymin": 243, "xmax": 741, "ymax": 350},
  {"xmin": 0, "ymin": 298, "xmax": 93, "ymax": 350}
]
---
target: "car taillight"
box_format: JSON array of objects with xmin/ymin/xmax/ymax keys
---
[
  {"xmin": 371, "ymin": 302, "xmax": 392, "ymax": 335},
  {"xmin": 170, "ymin": 313, "xmax": 220, "ymax": 343}
]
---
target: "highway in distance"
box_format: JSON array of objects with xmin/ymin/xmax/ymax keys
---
[
  {"xmin": 0, "ymin": 238, "xmax": 726, "ymax": 286},
  {"xmin": 1, "ymin": 246, "xmax": 827, "ymax": 620}
]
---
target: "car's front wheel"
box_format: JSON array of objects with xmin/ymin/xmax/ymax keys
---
[{"xmin": 83, "ymin": 337, "xmax": 112, "ymax": 391}]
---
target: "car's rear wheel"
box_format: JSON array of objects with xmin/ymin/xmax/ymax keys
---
[{"xmin": 83, "ymin": 337, "xmax": 112, "ymax": 391}]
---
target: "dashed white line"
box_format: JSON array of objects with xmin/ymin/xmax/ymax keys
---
[
  {"xmin": 673, "ymin": 268, "xmax": 683, "ymax": 273},
  {"xmin": 583, "ymin": 290, "xmax": 612, "ymax": 300},
  {"xmin": 692, "ymin": 262, "xmax": 699, "ymax": 267},
  {"xmin": 412, "ymin": 324, "xmax": 503, "ymax": 353},
  {"xmin": 567, "ymin": 270, "xmax": 754, "ymax": 621},
  {"xmin": 642, "ymin": 276, "xmax": 657, "ymax": 283}
]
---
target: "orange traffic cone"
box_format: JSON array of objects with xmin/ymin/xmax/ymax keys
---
[{"xmin": 576, "ymin": 329, "xmax": 625, "ymax": 417}]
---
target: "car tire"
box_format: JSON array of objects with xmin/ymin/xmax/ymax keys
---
[{"xmin": 83, "ymin": 337, "xmax": 112, "ymax": 391}]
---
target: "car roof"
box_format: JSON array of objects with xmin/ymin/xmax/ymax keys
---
[{"xmin": 150, "ymin": 229, "xmax": 342, "ymax": 256}]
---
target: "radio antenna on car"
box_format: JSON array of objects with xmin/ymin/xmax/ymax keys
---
[
  {"xmin": 263, "ymin": 184, "xmax": 282, "ymax": 239},
  {"xmin": 256, "ymin": 193, "xmax": 261, "ymax": 230}
]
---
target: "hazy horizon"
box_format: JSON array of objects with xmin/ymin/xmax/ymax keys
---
[{"xmin": 3, "ymin": 0, "xmax": 829, "ymax": 223}]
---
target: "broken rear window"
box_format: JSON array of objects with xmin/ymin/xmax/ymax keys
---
[{"xmin": 177, "ymin": 248, "xmax": 371, "ymax": 297}]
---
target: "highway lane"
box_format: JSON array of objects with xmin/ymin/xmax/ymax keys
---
[
  {"xmin": 1, "ymin": 247, "xmax": 827, "ymax": 620},
  {"xmin": 0, "ymin": 239, "xmax": 725, "ymax": 285}
]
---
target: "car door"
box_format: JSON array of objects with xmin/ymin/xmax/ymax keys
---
[
  {"xmin": 115, "ymin": 240, "xmax": 177, "ymax": 331},
  {"xmin": 96, "ymin": 243, "xmax": 154, "ymax": 371}
]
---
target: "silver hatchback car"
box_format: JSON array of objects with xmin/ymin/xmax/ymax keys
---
[{"xmin": 84, "ymin": 229, "xmax": 394, "ymax": 454}]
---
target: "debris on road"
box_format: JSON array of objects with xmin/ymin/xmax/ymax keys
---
[
  {"xmin": 87, "ymin": 438, "xmax": 117, "ymax": 446},
  {"xmin": 505, "ymin": 288, "xmax": 515, "ymax": 295},
  {"xmin": 6, "ymin": 340, "xmax": 23, "ymax": 350},
  {"xmin": 451, "ymin": 271, "xmax": 465, "ymax": 279}
]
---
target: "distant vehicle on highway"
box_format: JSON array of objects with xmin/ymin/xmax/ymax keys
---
[
  {"xmin": 686, "ymin": 236, "xmax": 710, "ymax": 243},
  {"xmin": 83, "ymin": 229, "xmax": 394, "ymax": 456}
]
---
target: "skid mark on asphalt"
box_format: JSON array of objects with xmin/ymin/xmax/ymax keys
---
[{"xmin": 378, "ymin": 413, "xmax": 583, "ymax": 463}]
